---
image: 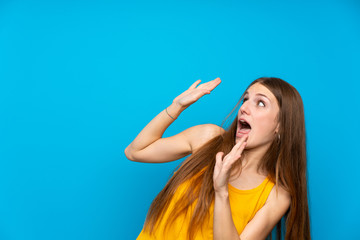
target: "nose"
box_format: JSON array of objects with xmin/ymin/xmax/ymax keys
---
[{"xmin": 239, "ymin": 101, "xmax": 250, "ymax": 115}]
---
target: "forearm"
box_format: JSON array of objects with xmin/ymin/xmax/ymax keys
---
[
  {"xmin": 213, "ymin": 191, "xmax": 240, "ymax": 240},
  {"xmin": 125, "ymin": 102, "xmax": 185, "ymax": 153}
]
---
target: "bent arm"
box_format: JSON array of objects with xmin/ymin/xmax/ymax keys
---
[
  {"xmin": 124, "ymin": 106, "xmax": 224, "ymax": 163},
  {"xmin": 214, "ymin": 192, "xmax": 240, "ymax": 240},
  {"xmin": 213, "ymin": 186, "xmax": 291, "ymax": 240},
  {"xmin": 124, "ymin": 102, "xmax": 187, "ymax": 162},
  {"xmin": 124, "ymin": 78, "xmax": 222, "ymax": 163}
]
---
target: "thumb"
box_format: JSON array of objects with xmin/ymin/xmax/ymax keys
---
[
  {"xmin": 214, "ymin": 152, "xmax": 224, "ymax": 176},
  {"xmin": 216, "ymin": 152, "xmax": 224, "ymax": 163},
  {"xmin": 189, "ymin": 79, "xmax": 201, "ymax": 89}
]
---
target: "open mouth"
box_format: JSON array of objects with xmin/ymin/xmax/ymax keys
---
[{"xmin": 238, "ymin": 119, "xmax": 251, "ymax": 134}]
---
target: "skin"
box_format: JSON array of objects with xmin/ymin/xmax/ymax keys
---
[
  {"xmin": 212, "ymin": 82, "xmax": 291, "ymax": 240},
  {"xmin": 126, "ymin": 78, "xmax": 291, "ymax": 239},
  {"xmin": 214, "ymin": 82, "xmax": 281, "ymax": 194},
  {"xmin": 236, "ymin": 82, "xmax": 280, "ymax": 148}
]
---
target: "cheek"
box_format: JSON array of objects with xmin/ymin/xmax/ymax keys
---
[{"xmin": 257, "ymin": 116, "xmax": 277, "ymax": 133}]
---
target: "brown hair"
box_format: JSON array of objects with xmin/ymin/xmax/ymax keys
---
[{"xmin": 142, "ymin": 77, "xmax": 311, "ymax": 240}]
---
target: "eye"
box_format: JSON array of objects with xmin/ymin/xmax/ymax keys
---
[
  {"xmin": 242, "ymin": 97, "xmax": 248, "ymax": 104},
  {"xmin": 257, "ymin": 100, "xmax": 265, "ymax": 107}
]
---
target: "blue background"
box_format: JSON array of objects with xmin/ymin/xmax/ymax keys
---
[{"xmin": 1, "ymin": 0, "xmax": 359, "ymax": 239}]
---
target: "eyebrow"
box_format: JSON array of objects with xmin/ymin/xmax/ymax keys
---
[{"xmin": 244, "ymin": 91, "xmax": 271, "ymax": 101}]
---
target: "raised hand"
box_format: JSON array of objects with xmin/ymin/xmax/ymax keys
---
[
  {"xmin": 172, "ymin": 77, "xmax": 221, "ymax": 109},
  {"xmin": 213, "ymin": 134, "xmax": 248, "ymax": 194}
]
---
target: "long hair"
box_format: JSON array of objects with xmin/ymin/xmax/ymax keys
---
[{"xmin": 142, "ymin": 77, "xmax": 311, "ymax": 240}]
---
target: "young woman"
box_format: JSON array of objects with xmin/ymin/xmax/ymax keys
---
[{"xmin": 125, "ymin": 77, "xmax": 311, "ymax": 240}]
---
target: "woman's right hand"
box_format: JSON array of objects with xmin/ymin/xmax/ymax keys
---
[{"xmin": 172, "ymin": 77, "xmax": 221, "ymax": 109}]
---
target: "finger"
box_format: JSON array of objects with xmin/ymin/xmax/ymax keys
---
[
  {"xmin": 225, "ymin": 135, "xmax": 247, "ymax": 163},
  {"xmin": 236, "ymin": 134, "xmax": 248, "ymax": 147},
  {"xmin": 229, "ymin": 135, "xmax": 247, "ymax": 155},
  {"xmin": 214, "ymin": 152, "xmax": 224, "ymax": 178},
  {"xmin": 224, "ymin": 146, "xmax": 245, "ymax": 169},
  {"xmin": 215, "ymin": 152, "xmax": 224, "ymax": 166},
  {"xmin": 197, "ymin": 77, "xmax": 220, "ymax": 90},
  {"xmin": 208, "ymin": 78, "xmax": 221, "ymax": 90},
  {"xmin": 234, "ymin": 141, "xmax": 247, "ymax": 159},
  {"xmin": 236, "ymin": 136, "xmax": 248, "ymax": 154},
  {"xmin": 189, "ymin": 80, "xmax": 201, "ymax": 89},
  {"xmin": 222, "ymin": 155, "xmax": 236, "ymax": 172},
  {"xmin": 193, "ymin": 89, "xmax": 211, "ymax": 99},
  {"xmin": 233, "ymin": 135, "xmax": 248, "ymax": 157}
]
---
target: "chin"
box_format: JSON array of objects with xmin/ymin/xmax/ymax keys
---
[{"xmin": 244, "ymin": 143, "xmax": 252, "ymax": 149}]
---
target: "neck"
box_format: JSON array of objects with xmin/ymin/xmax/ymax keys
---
[{"xmin": 241, "ymin": 142, "xmax": 271, "ymax": 176}]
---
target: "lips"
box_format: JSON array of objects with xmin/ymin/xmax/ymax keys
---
[{"xmin": 237, "ymin": 118, "xmax": 251, "ymax": 135}]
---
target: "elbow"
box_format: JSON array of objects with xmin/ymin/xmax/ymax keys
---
[{"xmin": 124, "ymin": 146, "xmax": 135, "ymax": 161}]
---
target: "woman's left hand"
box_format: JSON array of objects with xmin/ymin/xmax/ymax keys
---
[{"xmin": 213, "ymin": 135, "xmax": 248, "ymax": 194}]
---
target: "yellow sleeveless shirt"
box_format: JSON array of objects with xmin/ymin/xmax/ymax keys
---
[{"xmin": 136, "ymin": 170, "xmax": 275, "ymax": 240}]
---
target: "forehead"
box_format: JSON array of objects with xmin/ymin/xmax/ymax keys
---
[{"xmin": 245, "ymin": 83, "xmax": 276, "ymax": 102}]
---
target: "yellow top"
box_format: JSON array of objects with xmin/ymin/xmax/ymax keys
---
[{"xmin": 136, "ymin": 170, "xmax": 275, "ymax": 240}]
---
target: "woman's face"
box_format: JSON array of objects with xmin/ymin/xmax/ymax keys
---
[{"xmin": 236, "ymin": 82, "xmax": 280, "ymax": 149}]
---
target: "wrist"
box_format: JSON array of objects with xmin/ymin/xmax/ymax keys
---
[
  {"xmin": 166, "ymin": 102, "xmax": 185, "ymax": 119},
  {"xmin": 215, "ymin": 189, "xmax": 229, "ymax": 199}
]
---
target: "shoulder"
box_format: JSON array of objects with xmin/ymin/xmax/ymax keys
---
[
  {"xmin": 239, "ymin": 183, "xmax": 291, "ymax": 239},
  {"xmin": 265, "ymin": 183, "xmax": 291, "ymax": 208},
  {"xmin": 184, "ymin": 124, "xmax": 225, "ymax": 154},
  {"xmin": 201, "ymin": 123, "xmax": 226, "ymax": 136}
]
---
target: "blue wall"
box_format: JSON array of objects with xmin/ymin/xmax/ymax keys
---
[{"xmin": 1, "ymin": 0, "xmax": 359, "ymax": 239}]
